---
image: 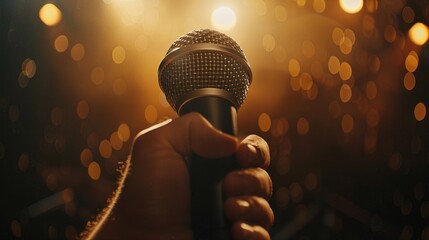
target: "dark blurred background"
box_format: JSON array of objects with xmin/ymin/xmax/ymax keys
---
[{"xmin": 1, "ymin": 0, "xmax": 428, "ymax": 239}]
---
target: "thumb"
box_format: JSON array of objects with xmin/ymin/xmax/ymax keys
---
[{"xmin": 161, "ymin": 112, "xmax": 239, "ymax": 158}]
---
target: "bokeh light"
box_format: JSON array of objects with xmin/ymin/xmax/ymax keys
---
[
  {"xmin": 22, "ymin": 58, "xmax": 36, "ymax": 78},
  {"xmin": 70, "ymin": 43, "xmax": 85, "ymax": 61},
  {"xmin": 313, "ymin": 0, "xmax": 326, "ymax": 13},
  {"xmin": 339, "ymin": 0, "xmax": 363, "ymax": 14},
  {"xmin": 211, "ymin": 6, "xmax": 236, "ymax": 31},
  {"xmin": 54, "ymin": 35, "xmax": 69, "ymax": 53},
  {"xmin": 80, "ymin": 148, "xmax": 93, "ymax": 167},
  {"xmin": 99, "ymin": 139, "xmax": 112, "ymax": 159},
  {"xmin": 274, "ymin": 5, "xmax": 287, "ymax": 22},
  {"xmin": 289, "ymin": 59, "xmax": 301, "ymax": 77},
  {"xmin": 118, "ymin": 123, "xmax": 130, "ymax": 142},
  {"xmin": 39, "ymin": 3, "xmax": 62, "ymax": 26},
  {"xmin": 263, "ymin": 34, "xmax": 276, "ymax": 52},
  {"xmin": 144, "ymin": 105, "xmax": 158, "ymax": 124},
  {"xmin": 296, "ymin": 117, "xmax": 310, "ymax": 136},
  {"xmin": 112, "ymin": 46, "xmax": 126, "ymax": 64},
  {"xmin": 414, "ymin": 102, "xmax": 426, "ymax": 121},
  {"xmin": 258, "ymin": 113, "xmax": 272, "ymax": 132},
  {"xmin": 91, "ymin": 67, "xmax": 105, "ymax": 85},
  {"xmin": 341, "ymin": 114, "xmax": 354, "ymax": 133},
  {"xmin": 339, "ymin": 84, "xmax": 352, "ymax": 103},
  {"xmin": 403, "ymin": 72, "xmax": 416, "ymax": 91},
  {"xmin": 408, "ymin": 22, "xmax": 429, "ymax": 46},
  {"xmin": 88, "ymin": 162, "xmax": 101, "ymax": 181},
  {"xmin": 76, "ymin": 100, "xmax": 89, "ymax": 119}
]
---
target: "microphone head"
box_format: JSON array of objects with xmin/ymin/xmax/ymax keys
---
[{"xmin": 158, "ymin": 29, "xmax": 252, "ymax": 112}]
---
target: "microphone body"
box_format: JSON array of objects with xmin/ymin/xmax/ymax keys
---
[
  {"xmin": 180, "ymin": 94, "xmax": 238, "ymax": 239},
  {"xmin": 158, "ymin": 29, "xmax": 252, "ymax": 240}
]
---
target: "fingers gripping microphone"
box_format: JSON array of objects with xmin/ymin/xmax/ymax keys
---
[{"xmin": 158, "ymin": 29, "xmax": 252, "ymax": 239}]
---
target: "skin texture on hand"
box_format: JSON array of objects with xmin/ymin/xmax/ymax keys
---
[{"xmin": 87, "ymin": 113, "xmax": 273, "ymax": 240}]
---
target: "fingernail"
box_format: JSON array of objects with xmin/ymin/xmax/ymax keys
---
[
  {"xmin": 240, "ymin": 222, "xmax": 254, "ymax": 237},
  {"xmin": 236, "ymin": 199, "xmax": 250, "ymax": 215},
  {"xmin": 246, "ymin": 144, "xmax": 257, "ymax": 163}
]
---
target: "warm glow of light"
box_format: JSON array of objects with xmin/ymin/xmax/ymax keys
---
[
  {"xmin": 80, "ymin": 148, "xmax": 93, "ymax": 167},
  {"xmin": 39, "ymin": 3, "xmax": 62, "ymax": 26},
  {"xmin": 300, "ymin": 72, "xmax": 313, "ymax": 90},
  {"xmin": 211, "ymin": 6, "xmax": 236, "ymax": 31},
  {"xmin": 99, "ymin": 139, "xmax": 112, "ymax": 159},
  {"xmin": 341, "ymin": 114, "xmax": 354, "ymax": 133},
  {"xmin": 262, "ymin": 34, "xmax": 276, "ymax": 52},
  {"xmin": 328, "ymin": 56, "xmax": 341, "ymax": 74},
  {"xmin": 340, "ymin": 84, "xmax": 352, "ymax": 103},
  {"xmin": 118, "ymin": 123, "xmax": 130, "ymax": 142},
  {"xmin": 339, "ymin": 0, "xmax": 363, "ymax": 14},
  {"xmin": 88, "ymin": 161, "xmax": 101, "ymax": 180},
  {"xmin": 408, "ymin": 22, "xmax": 429, "ymax": 46},
  {"xmin": 110, "ymin": 132, "xmax": 123, "ymax": 151},
  {"xmin": 76, "ymin": 100, "xmax": 89, "ymax": 119},
  {"xmin": 414, "ymin": 102, "xmax": 426, "ymax": 121},
  {"xmin": 405, "ymin": 51, "xmax": 419, "ymax": 72},
  {"xmin": 289, "ymin": 59, "xmax": 301, "ymax": 77},
  {"xmin": 54, "ymin": 35, "xmax": 69, "ymax": 52},
  {"xmin": 274, "ymin": 5, "xmax": 287, "ymax": 22},
  {"xmin": 339, "ymin": 62, "xmax": 352, "ymax": 80},
  {"xmin": 271, "ymin": 118, "xmax": 289, "ymax": 137},
  {"xmin": 369, "ymin": 55, "xmax": 381, "ymax": 73},
  {"xmin": 402, "ymin": 6, "xmax": 415, "ymax": 23},
  {"xmin": 305, "ymin": 83, "xmax": 318, "ymax": 100},
  {"xmin": 145, "ymin": 105, "xmax": 158, "ymax": 123},
  {"xmin": 71, "ymin": 44, "xmax": 85, "ymax": 61},
  {"xmin": 340, "ymin": 38, "xmax": 353, "ymax": 54},
  {"xmin": 297, "ymin": 0, "xmax": 306, "ymax": 7},
  {"xmin": 344, "ymin": 28, "xmax": 356, "ymax": 44},
  {"xmin": 366, "ymin": 81, "xmax": 377, "ymax": 100},
  {"xmin": 403, "ymin": 72, "xmax": 416, "ymax": 91},
  {"xmin": 22, "ymin": 58, "xmax": 36, "ymax": 78},
  {"xmin": 313, "ymin": 0, "xmax": 326, "ymax": 13},
  {"xmin": 332, "ymin": 27, "xmax": 344, "ymax": 46},
  {"xmin": 384, "ymin": 25, "xmax": 397, "ymax": 43},
  {"xmin": 297, "ymin": 117, "xmax": 310, "ymax": 136},
  {"xmin": 258, "ymin": 113, "xmax": 271, "ymax": 132},
  {"xmin": 91, "ymin": 67, "xmax": 105, "ymax": 85},
  {"xmin": 112, "ymin": 46, "xmax": 126, "ymax": 64},
  {"xmin": 290, "ymin": 77, "xmax": 300, "ymax": 91},
  {"xmin": 18, "ymin": 73, "xmax": 30, "ymax": 89}
]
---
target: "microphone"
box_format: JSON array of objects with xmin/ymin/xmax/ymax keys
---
[{"xmin": 158, "ymin": 29, "xmax": 252, "ymax": 239}]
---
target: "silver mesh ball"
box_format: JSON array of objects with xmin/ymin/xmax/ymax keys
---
[{"xmin": 158, "ymin": 29, "xmax": 252, "ymax": 111}]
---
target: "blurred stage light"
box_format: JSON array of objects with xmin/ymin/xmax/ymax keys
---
[
  {"xmin": 211, "ymin": 6, "xmax": 236, "ymax": 31},
  {"xmin": 339, "ymin": 0, "xmax": 363, "ymax": 14},
  {"xmin": 39, "ymin": 3, "xmax": 62, "ymax": 26},
  {"xmin": 408, "ymin": 22, "xmax": 429, "ymax": 46}
]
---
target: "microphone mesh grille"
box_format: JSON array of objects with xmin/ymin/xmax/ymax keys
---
[{"xmin": 159, "ymin": 29, "xmax": 251, "ymax": 111}]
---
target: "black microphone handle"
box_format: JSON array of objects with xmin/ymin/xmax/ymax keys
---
[{"xmin": 179, "ymin": 96, "xmax": 239, "ymax": 240}]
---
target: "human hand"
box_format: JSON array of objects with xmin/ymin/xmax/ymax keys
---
[{"xmin": 97, "ymin": 113, "xmax": 273, "ymax": 239}]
